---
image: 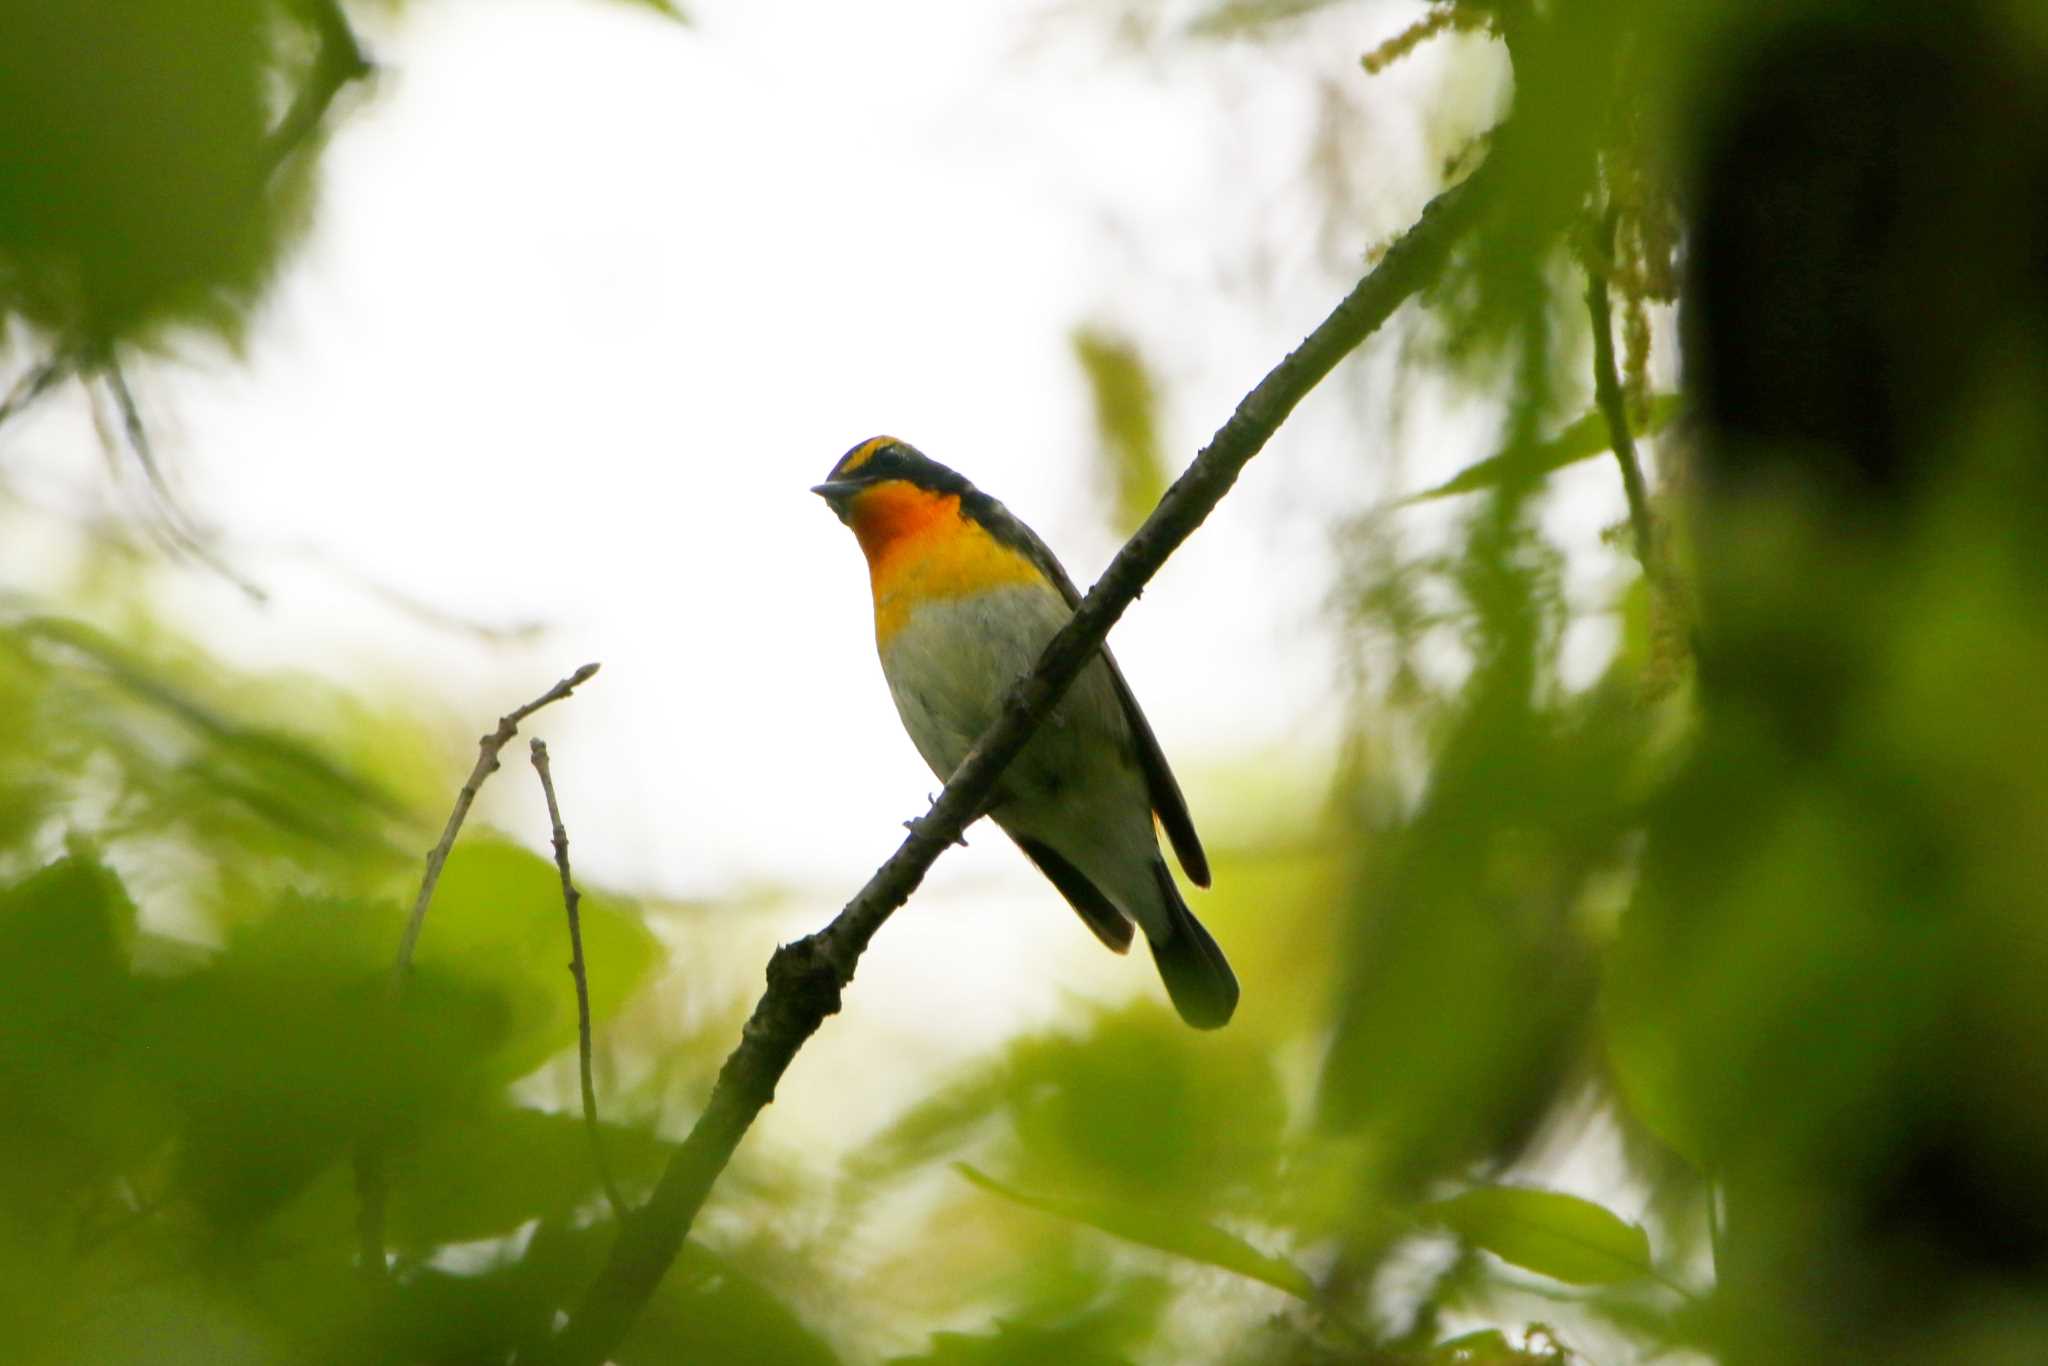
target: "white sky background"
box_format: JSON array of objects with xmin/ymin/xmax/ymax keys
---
[{"xmin": 3, "ymin": 0, "xmax": 1659, "ymax": 1064}]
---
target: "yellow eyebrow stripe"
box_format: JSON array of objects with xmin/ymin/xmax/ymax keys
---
[{"xmin": 837, "ymin": 435, "xmax": 898, "ymax": 476}]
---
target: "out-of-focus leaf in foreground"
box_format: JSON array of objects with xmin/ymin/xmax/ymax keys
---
[
  {"xmin": 1318, "ymin": 616, "xmax": 1637, "ymax": 1197},
  {"xmin": 954, "ymin": 1162, "xmax": 1317, "ymax": 1300},
  {"xmin": 887, "ymin": 1276, "xmax": 1167, "ymax": 1366},
  {"xmin": 411, "ymin": 837, "xmax": 661, "ymax": 1087},
  {"xmin": 1407, "ymin": 395, "xmax": 1682, "ymax": 502},
  {"xmin": 0, "ymin": 853, "xmax": 163, "ymax": 1208},
  {"xmin": 387, "ymin": 1105, "xmax": 671, "ymax": 1252},
  {"xmin": 151, "ymin": 840, "xmax": 658, "ymax": 1231},
  {"xmin": 0, "ymin": 0, "xmax": 312, "ymax": 346},
  {"xmin": 846, "ymin": 1005, "xmax": 1286, "ymax": 1211},
  {"xmin": 617, "ymin": 1241, "xmax": 842, "ymax": 1366},
  {"xmin": 1073, "ymin": 327, "xmax": 1167, "ymax": 538},
  {"xmin": 1423, "ymin": 1185, "xmax": 1653, "ymax": 1286}
]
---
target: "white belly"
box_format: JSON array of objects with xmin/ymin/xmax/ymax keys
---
[
  {"xmin": 879, "ymin": 583, "xmax": 1165, "ymax": 933},
  {"xmin": 878, "ymin": 583, "xmax": 1105, "ymax": 781}
]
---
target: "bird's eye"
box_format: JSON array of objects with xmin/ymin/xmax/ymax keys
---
[{"xmin": 834, "ymin": 436, "xmax": 904, "ymax": 481}]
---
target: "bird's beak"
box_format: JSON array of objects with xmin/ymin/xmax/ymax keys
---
[
  {"xmin": 811, "ymin": 479, "xmax": 863, "ymax": 525},
  {"xmin": 811, "ymin": 480, "xmax": 864, "ymax": 520}
]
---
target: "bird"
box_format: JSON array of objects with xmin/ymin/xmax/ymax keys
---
[{"xmin": 812, "ymin": 435, "xmax": 1238, "ymax": 1028}]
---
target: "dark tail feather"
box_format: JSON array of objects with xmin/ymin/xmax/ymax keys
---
[
  {"xmin": 1147, "ymin": 861, "xmax": 1238, "ymax": 1029},
  {"xmin": 1015, "ymin": 836, "xmax": 1135, "ymax": 953}
]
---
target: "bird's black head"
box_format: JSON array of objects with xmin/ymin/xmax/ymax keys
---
[{"xmin": 810, "ymin": 436, "xmax": 969, "ymax": 518}]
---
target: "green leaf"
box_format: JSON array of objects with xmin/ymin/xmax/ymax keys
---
[
  {"xmin": 1073, "ymin": 328, "xmax": 1166, "ymax": 537},
  {"xmin": 847, "ymin": 1006, "xmax": 1285, "ymax": 1201},
  {"xmin": 1407, "ymin": 394, "xmax": 1683, "ymax": 502},
  {"xmin": 416, "ymin": 837, "xmax": 662, "ymax": 1085},
  {"xmin": 153, "ymin": 841, "xmax": 659, "ymax": 1230},
  {"xmin": 0, "ymin": 0, "xmax": 302, "ymax": 342},
  {"xmin": 617, "ymin": 1242, "xmax": 841, "ymax": 1366},
  {"xmin": 386, "ymin": 1105, "xmax": 672, "ymax": 1252},
  {"xmin": 0, "ymin": 854, "xmax": 167, "ymax": 1194},
  {"xmin": 954, "ymin": 1163, "xmax": 1316, "ymax": 1301},
  {"xmin": 1422, "ymin": 1185, "xmax": 1652, "ymax": 1285},
  {"xmin": 150, "ymin": 893, "xmax": 494, "ymax": 1228}
]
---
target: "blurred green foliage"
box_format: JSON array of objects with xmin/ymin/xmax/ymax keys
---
[
  {"xmin": 1405, "ymin": 395, "xmax": 1681, "ymax": 504},
  {"xmin": 0, "ymin": 0, "xmax": 317, "ymax": 349},
  {"xmin": 1421, "ymin": 1187, "xmax": 1650, "ymax": 1288},
  {"xmin": 6, "ymin": 0, "xmax": 2048, "ymax": 1363},
  {"xmin": 0, "ymin": 606, "xmax": 684, "ymax": 1362},
  {"xmin": 1073, "ymin": 328, "xmax": 1168, "ymax": 538}
]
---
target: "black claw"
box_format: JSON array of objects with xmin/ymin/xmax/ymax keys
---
[{"xmin": 904, "ymin": 811, "xmax": 968, "ymax": 848}]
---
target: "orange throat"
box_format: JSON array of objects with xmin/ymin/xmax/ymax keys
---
[
  {"xmin": 843, "ymin": 481, "xmax": 1041, "ymax": 644},
  {"xmin": 846, "ymin": 480, "xmax": 961, "ymax": 570}
]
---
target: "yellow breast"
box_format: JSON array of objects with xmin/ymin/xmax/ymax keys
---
[{"xmin": 844, "ymin": 481, "xmax": 1044, "ymax": 647}]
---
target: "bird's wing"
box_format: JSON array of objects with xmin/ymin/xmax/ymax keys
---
[
  {"xmin": 972, "ymin": 490, "xmax": 1212, "ymax": 888},
  {"xmin": 1014, "ymin": 836, "xmax": 1135, "ymax": 952}
]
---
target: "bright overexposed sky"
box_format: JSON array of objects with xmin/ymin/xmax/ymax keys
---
[{"xmin": 2, "ymin": 0, "xmax": 1651, "ymax": 1011}]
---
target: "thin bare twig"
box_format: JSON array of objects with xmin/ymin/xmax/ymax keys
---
[
  {"xmin": 532, "ymin": 142, "xmax": 1504, "ymax": 1366},
  {"xmin": 99, "ymin": 358, "xmax": 270, "ymax": 602},
  {"xmin": 1585, "ymin": 207, "xmax": 1656, "ymax": 572},
  {"xmin": 531, "ymin": 737, "xmax": 626, "ymax": 1222},
  {"xmin": 102, "ymin": 359, "xmax": 200, "ymax": 542},
  {"xmin": 0, "ymin": 355, "xmax": 68, "ymax": 437},
  {"xmin": 388, "ymin": 663, "xmax": 603, "ymax": 992},
  {"xmin": 357, "ymin": 663, "xmax": 603, "ymax": 1279}
]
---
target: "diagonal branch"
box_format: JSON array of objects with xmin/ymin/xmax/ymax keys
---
[{"xmin": 533, "ymin": 147, "xmax": 1501, "ymax": 1366}]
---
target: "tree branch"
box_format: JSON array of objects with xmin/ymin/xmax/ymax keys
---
[
  {"xmin": 1584, "ymin": 208, "xmax": 1655, "ymax": 572},
  {"xmin": 532, "ymin": 148, "xmax": 1500, "ymax": 1366},
  {"xmin": 531, "ymin": 737, "xmax": 626, "ymax": 1222},
  {"xmin": 358, "ymin": 663, "xmax": 603, "ymax": 1279}
]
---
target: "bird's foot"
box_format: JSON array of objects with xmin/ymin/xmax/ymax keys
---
[{"xmin": 905, "ymin": 798, "xmax": 968, "ymax": 848}]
